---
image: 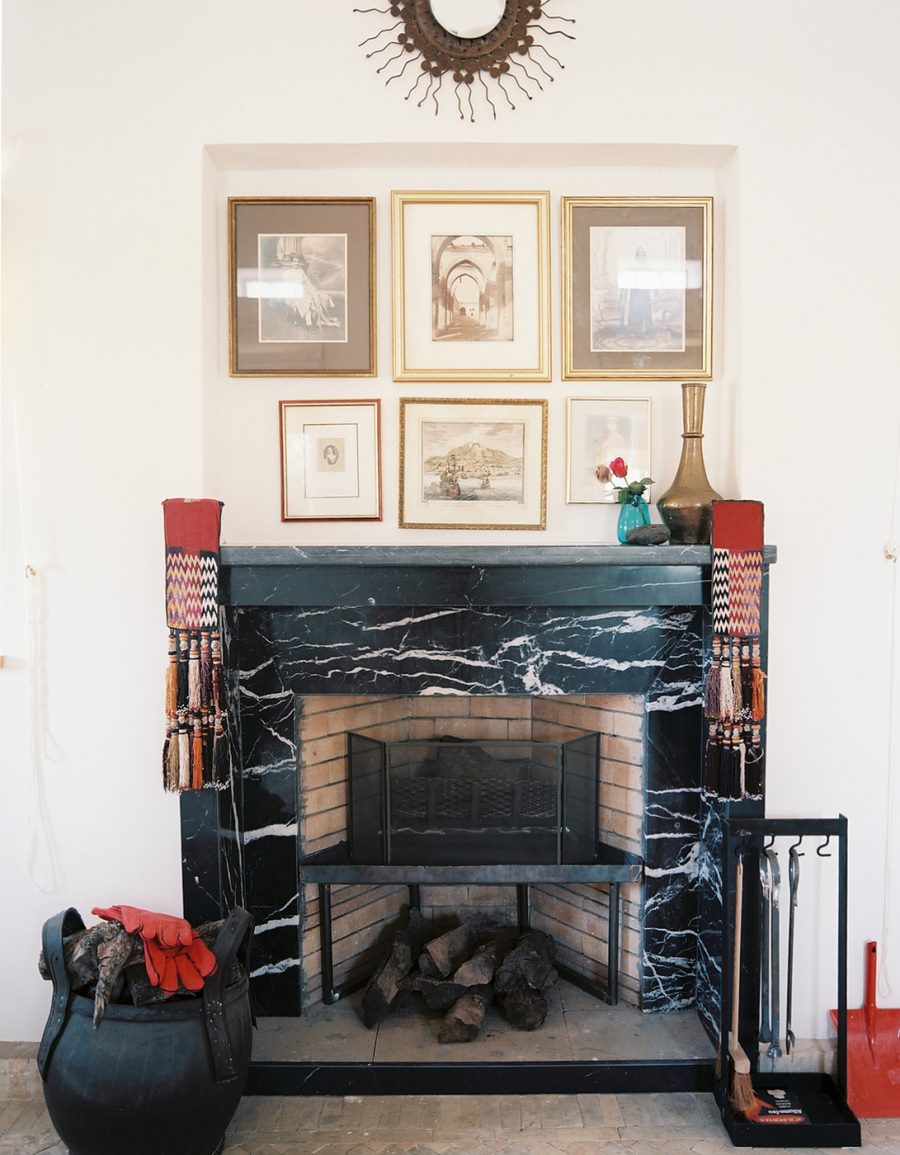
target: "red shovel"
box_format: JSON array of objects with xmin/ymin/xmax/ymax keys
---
[{"xmin": 831, "ymin": 941, "xmax": 900, "ymax": 1116}]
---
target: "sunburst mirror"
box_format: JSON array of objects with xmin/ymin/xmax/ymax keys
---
[{"xmin": 354, "ymin": 0, "xmax": 575, "ymax": 122}]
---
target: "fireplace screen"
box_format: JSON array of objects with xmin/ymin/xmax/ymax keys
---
[{"xmin": 348, "ymin": 731, "xmax": 599, "ymax": 866}]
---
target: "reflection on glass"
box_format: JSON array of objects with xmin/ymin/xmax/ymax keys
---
[{"xmin": 429, "ymin": 0, "xmax": 505, "ymax": 39}]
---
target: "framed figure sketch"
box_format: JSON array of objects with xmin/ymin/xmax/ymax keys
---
[
  {"xmin": 562, "ymin": 197, "xmax": 712, "ymax": 380},
  {"xmin": 230, "ymin": 198, "xmax": 376, "ymax": 376},
  {"xmin": 566, "ymin": 397, "xmax": 652, "ymax": 504}
]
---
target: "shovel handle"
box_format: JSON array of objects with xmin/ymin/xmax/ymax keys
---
[{"xmin": 866, "ymin": 941, "xmax": 878, "ymax": 1012}]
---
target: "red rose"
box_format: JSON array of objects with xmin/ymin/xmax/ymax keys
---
[{"xmin": 609, "ymin": 457, "xmax": 628, "ymax": 479}]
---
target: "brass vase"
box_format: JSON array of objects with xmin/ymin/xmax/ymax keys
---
[{"xmin": 657, "ymin": 382, "xmax": 722, "ymax": 544}]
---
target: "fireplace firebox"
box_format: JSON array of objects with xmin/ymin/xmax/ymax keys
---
[{"xmin": 349, "ymin": 731, "xmax": 598, "ymax": 866}]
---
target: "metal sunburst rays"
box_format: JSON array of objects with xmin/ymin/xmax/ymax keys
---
[{"xmin": 353, "ymin": 1, "xmax": 575, "ymax": 122}]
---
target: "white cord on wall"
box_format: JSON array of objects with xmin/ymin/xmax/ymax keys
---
[
  {"xmin": 12, "ymin": 396, "xmax": 62, "ymax": 892},
  {"xmin": 879, "ymin": 414, "xmax": 900, "ymax": 999}
]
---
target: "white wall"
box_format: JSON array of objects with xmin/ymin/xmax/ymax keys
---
[{"xmin": 2, "ymin": 0, "xmax": 899, "ymax": 1042}]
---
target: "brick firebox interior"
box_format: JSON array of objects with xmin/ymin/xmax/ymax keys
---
[{"xmin": 298, "ymin": 694, "xmax": 644, "ymax": 1009}]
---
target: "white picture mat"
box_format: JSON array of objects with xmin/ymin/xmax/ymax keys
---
[{"xmin": 400, "ymin": 200, "xmax": 543, "ymax": 373}]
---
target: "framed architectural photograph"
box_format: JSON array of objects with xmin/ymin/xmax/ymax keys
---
[
  {"xmin": 562, "ymin": 197, "xmax": 712, "ymax": 380},
  {"xmin": 280, "ymin": 400, "xmax": 381, "ymax": 521},
  {"xmin": 392, "ymin": 191, "xmax": 551, "ymax": 381},
  {"xmin": 399, "ymin": 398, "xmax": 547, "ymax": 530},
  {"xmin": 230, "ymin": 198, "xmax": 376, "ymax": 376},
  {"xmin": 566, "ymin": 397, "xmax": 652, "ymax": 504}
]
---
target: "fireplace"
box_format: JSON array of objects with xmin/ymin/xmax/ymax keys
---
[{"xmin": 179, "ymin": 544, "xmax": 773, "ymax": 1089}]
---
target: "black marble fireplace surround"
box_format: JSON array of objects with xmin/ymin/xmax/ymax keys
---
[{"xmin": 181, "ymin": 545, "xmax": 773, "ymax": 1093}]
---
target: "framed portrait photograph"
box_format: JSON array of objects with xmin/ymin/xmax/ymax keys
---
[
  {"xmin": 279, "ymin": 399, "xmax": 381, "ymax": 521},
  {"xmin": 566, "ymin": 397, "xmax": 652, "ymax": 504},
  {"xmin": 392, "ymin": 191, "xmax": 551, "ymax": 382},
  {"xmin": 399, "ymin": 398, "xmax": 547, "ymax": 530},
  {"xmin": 562, "ymin": 197, "xmax": 712, "ymax": 380},
  {"xmin": 230, "ymin": 198, "xmax": 376, "ymax": 376}
]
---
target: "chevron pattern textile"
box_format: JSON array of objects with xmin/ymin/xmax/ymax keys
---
[
  {"xmin": 162, "ymin": 499, "xmax": 229, "ymax": 792},
  {"xmin": 703, "ymin": 501, "xmax": 765, "ymax": 801}
]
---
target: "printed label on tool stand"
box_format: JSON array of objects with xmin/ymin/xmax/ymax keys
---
[{"xmin": 745, "ymin": 1088, "xmax": 810, "ymax": 1123}]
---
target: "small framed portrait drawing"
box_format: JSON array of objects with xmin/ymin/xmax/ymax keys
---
[
  {"xmin": 279, "ymin": 399, "xmax": 382, "ymax": 521},
  {"xmin": 566, "ymin": 397, "xmax": 652, "ymax": 504}
]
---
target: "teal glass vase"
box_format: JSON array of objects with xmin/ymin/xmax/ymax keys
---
[{"xmin": 616, "ymin": 493, "xmax": 651, "ymax": 543}]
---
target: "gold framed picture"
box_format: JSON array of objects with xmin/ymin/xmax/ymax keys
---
[
  {"xmin": 279, "ymin": 399, "xmax": 382, "ymax": 521},
  {"xmin": 230, "ymin": 197, "xmax": 376, "ymax": 376},
  {"xmin": 399, "ymin": 397, "xmax": 547, "ymax": 530},
  {"xmin": 392, "ymin": 190, "xmax": 551, "ymax": 382},
  {"xmin": 562, "ymin": 197, "xmax": 713, "ymax": 380}
]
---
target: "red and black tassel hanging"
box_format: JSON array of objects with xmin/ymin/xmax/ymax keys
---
[
  {"xmin": 162, "ymin": 498, "xmax": 229, "ymax": 791},
  {"xmin": 703, "ymin": 500, "xmax": 765, "ymax": 801}
]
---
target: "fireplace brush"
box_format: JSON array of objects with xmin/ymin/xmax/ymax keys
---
[{"xmin": 726, "ymin": 852, "xmax": 755, "ymax": 1113}]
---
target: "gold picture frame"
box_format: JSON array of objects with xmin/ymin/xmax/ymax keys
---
[
  {"xmin": 562, "ymin": 196, "xmax": 713, "ymax": 380},
  {"xmin": 230, "ymin": 197, "xmax": 376, "ymax": 376},
  {"xmin": 279, "ymin": 399, "xmax": 382, "ymax": 521},
  {"xmin": 392, "ymin": 190, "xmax": 551, "ymax": 382},
  {"xmin": 399, "ymin": 397, "xmax": 547, "ymax": 530}
]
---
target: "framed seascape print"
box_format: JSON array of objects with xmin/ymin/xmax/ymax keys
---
[
  {"xmin": 566, "ymin": 397, "xmax": 652, "ymax": 504},
  {"xmin": 562, "ymin": 197, "xmax": 713, "ymax": 380},
  {"xmin": 230, "ymin": 197, "xmax": 376, "ymax": 376},
  {"xmin": 399, "ymin": 397, "xmax": 547, "ymax": 530},
  {"xmin": 280, "ymin": 400, "xmax": 382, "ymax": 521},
  {"xmin": 392, "ymin": 190, "xmax": 551, "ymax": 382}
]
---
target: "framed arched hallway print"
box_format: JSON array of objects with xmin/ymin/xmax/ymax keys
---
[{"xmin": 392, "ymin": 190, "xmax": 551, "ymax": 382}]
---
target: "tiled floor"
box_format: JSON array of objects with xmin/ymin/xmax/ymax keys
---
[{"xmin": 1, "ymin": 1090, "xmax": 899, "ymax": 1154}]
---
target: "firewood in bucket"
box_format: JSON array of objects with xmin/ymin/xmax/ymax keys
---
[{"xmin": 37, "ymin": 919, "xmax": 229, "ymax": 1026}]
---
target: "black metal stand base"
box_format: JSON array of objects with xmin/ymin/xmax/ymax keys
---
[{"xmin": 246, "ymin": 1059, "xmax": 715, "ymax": 1097}]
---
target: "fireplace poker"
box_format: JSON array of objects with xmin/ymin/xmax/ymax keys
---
[
  {"xmin": 785, "ymin": 844, "xmax": 800, "ymax": 1055},
  {"xmin": 758, "ymin": 850, "xmax": 772, "ymax": 1046},
  {"xmin": 765, "ymin": 846, "xmax": 783, "ymax": 1061}
]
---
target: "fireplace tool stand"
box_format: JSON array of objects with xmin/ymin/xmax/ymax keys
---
[{"xmin": 718, "ymin": 816, "xmax": 860, "ymax": 1148}]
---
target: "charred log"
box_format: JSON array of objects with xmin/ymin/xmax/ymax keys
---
[
  {"xmin": 438, "ymin": 984, "xmax": 492, "ymax": 1043},
  {"xmin": 418, "ymin": 923, "xmax": 478, "ymax": 979},
  {"xmin": 494, "ymin": 929, "xmax": 557, "ymax": 1030},
  {"xmin": 360, "ymin": 906, "xmax": 429, "ymax": 1028}
]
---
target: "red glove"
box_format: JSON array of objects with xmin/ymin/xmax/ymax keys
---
[
  {"xmin": 92, "ymin": 904, "xmax": 217, "ymax": 992},
  {"xmin": 141, "ymin": 937, "xmax": 217, "ymax": 992}
]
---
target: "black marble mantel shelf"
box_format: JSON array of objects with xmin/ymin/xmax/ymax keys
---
[{"xmin": 220, "ymin": 544, "xmax": 777, "ymax": 609}]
